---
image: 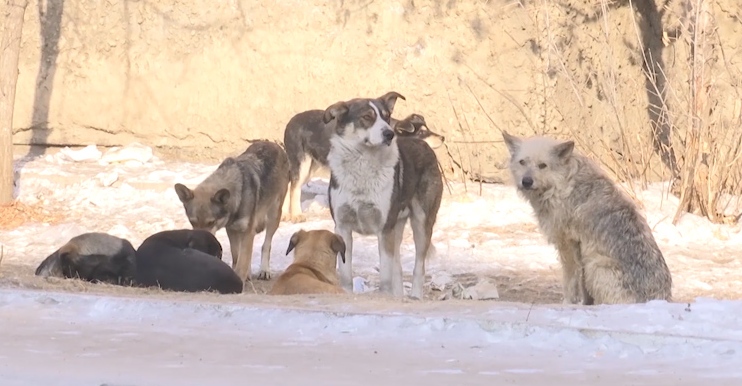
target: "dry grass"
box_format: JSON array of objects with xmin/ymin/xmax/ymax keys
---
[
  {"xmin": 0, "ymin": 200, "xmax": 63, "ymax": 230},
  {"xmin": 534, "ymin": 0, "xmax": 742, "ymax": 223},
  {"xmin": 0, "ymin": 261, "xmax": 564, "ymax": 305},
  {"xmin": 433, "ymin": 0, "xmax": 742, "ymax": 225}
]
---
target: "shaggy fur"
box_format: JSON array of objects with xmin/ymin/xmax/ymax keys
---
[
  {"xmin": 268, "ymin": 229, "xmax": 347, "ymax": 296},
  {"xmin": 502, "ymin": 132, "xmax": 673, "ymax": 305}
]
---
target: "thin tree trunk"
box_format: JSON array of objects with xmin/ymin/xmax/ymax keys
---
[{"xmin": 0, "ymin": 0, "xmax": 30, "ymax": 204}]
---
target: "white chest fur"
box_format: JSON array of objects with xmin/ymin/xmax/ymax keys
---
[{"xmin": 328, "ymin": 139, "xmax": 399, "ymax": 235}]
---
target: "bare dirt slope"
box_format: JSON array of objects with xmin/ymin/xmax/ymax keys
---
[{"xmin": 12, "ymin": 0, "xmax": 742, "ymax": 182}]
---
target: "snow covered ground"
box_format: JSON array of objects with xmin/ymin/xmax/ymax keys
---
[
  {"xmin": 0, "ymin": 288, "xmax": 741, "ymax": 384},
  {"xmin": 1, "ymin": 144, "xmax": 742, "ymax": 383},
  {"xmin": 2, "ymin": 143, "xmax": 741, "ymax": 301}
]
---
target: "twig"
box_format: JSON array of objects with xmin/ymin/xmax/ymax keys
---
[
  {"xmin": 247, "ymin": 279, "xmax": 258, "ymax": 294},
  {"xmin": 446, "ymin": 89, "xmax": 469, "ymax": 191}
]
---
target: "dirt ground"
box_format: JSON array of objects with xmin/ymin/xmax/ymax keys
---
[
  {"xmin": 0, "ymin": 258, "xmax": 565, "ymax": 306},
  {"xmin": 2, "ymin": 212, "xmax": 739, "ymax": 309}
]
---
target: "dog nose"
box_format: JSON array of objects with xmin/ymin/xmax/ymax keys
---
[
  {"xmin": 521, "ymin": 176, "xmax": 534, "ymax": 189},
  {"xmin": 382, "ymin": 129, "xmax": 395, "ymax": 143}
]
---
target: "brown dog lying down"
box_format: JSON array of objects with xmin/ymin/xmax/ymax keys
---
[{"xmin": 269, "ymin": 229, "xmax": 347, "ymax": 296}]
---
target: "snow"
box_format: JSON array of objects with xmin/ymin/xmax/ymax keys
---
[
  {"xmin": 2, "ymin": 144, "xmax": 742, "ymax": 382},
  {"xmin": 0, "ymin": 288, "xmax": 741, "ymax": 383}
]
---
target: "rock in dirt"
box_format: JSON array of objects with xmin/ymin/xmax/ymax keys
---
[
  {"xmin": 461, "ymin": 278, "xmax": 500, "ymax": 300},
  {"xmin": 353, "ymin": 276, "xmax": 368, "ymax": 293},
  {"xmin": 446, "ymin": 278, "xmax": 499, "ymax": 301},
  {"xmin": 430, "ymin": 271, "xmax": 453, "ymax": 291}
]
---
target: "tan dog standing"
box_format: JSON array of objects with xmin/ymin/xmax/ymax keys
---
[{"xmin": 269, "ymin": 230, "xmax": 347, "ymax": 296}]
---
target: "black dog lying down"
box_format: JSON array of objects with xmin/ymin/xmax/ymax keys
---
[
  {"xmin": 34, "ymin": 232, "xmax": 137, "ymax": 285},
  {"xmin": 135, "ymin": 229, "xmax": 243, "ymax": 294},
  {"xmin": 34, "ymin": 229, "xmax": 242, "ymax": 295}
]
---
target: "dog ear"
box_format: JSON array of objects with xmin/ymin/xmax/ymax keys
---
[
  {"xmin": 394, "ymin": 120, "xmax": 416, "ymax": 133},
  {"xmin": 409, "ymin": 114, "xmax": 427, "ymax": 128},
  {"xmin": 286, "ymin": 230, "xmax": 305, "ymax": 255},
  {"xmin": 174, "ymin": 183, "xmax": 194, "ymax": 203},
  {"xmin": 553, "ymin": 140, "xmax": 575, "ymax": 160},
  {"xmin": 501, "ymin": 131, "xmax": 522, "ymax": 156},
  {"xmin": 323, "ymin": 101, "xmax": 349, "ymax": 124},
  {"xmin": 331, "ymin": 234, "xmax": 346, "ymax": 264},
  {"xmin": 378, "ymin": 91, "xmax": 406, "ymax": 113},
  {"xmin": 211, "ymin": 189, "xmax": 231, "ymax": 206}
]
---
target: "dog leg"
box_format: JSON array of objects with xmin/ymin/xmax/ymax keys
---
[
  {"xmin": 378, "ymin": 228, "xmax": 403, "ymax": 297},
  {"xmin": 233, "ymin": 228, "xmax": 257, "ymax": 282},
  {"xmin": 583, "ymin": 253, "xmax": 636, "ymax": 304},
  {"xmin": 281, "ymin": 185, "xmax": 292, "ymax": 222},
  {"xmin": 578, "ymin": 266, "xmax": 594, "ymax": 305},
  {"xmin": 226, "ymin": 228, "xmax": 241, "ymax": 268},
  {"xmin": 289, "ymin": 155, "xmax": 313, "ymax": 223},
  {"xmin": 409, "ymin": 209, "xmax": 431, "ymax": 300},
  {"xmin": 555, "ymin": 239, "xmax": 583, "ymax": 304},
  {"xmin": 336, "ymin": 226, "xmax": 354, "ymax": 292},
  {"xmin": 258, "ymin": 210, "xmax": 281, "ymax": 280}
]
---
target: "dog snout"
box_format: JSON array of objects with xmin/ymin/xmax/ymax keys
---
[
  {"xmin": 521, "ymin": 176, "xmax": 534, "ymax": 189},
  {"xmin": 382, "ymin": 129, "xmax": 395, "ymax": 145}
]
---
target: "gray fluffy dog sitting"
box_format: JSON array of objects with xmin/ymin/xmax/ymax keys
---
[{"xmin": 502, "ymin": 132, "xmax": 673, "ymax": 305}]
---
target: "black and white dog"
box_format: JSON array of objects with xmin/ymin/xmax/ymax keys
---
[
  {"xmin": 282, "ymin": 107, "xmax": 444, "ymax": 222},
  {"xmin": 321, "ymin": 91, "xmax": 443, "ymax": 299}
]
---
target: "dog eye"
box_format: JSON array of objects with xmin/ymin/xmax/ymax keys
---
[
  {"xmin": 538, "ymin": 163, "xmax": 548, "ymax": 169},
  {"xmin": 519, "ymin": 159, "xmax": 526, "ymax": 166}
]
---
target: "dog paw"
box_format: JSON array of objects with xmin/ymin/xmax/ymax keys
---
[
  {"xmin": 257, "ymin": 271, "xmax": 272, "ymax": 280},
  {"xmin": 291, "ymin": 214, "xmax": 307, "ymax": 223},
  {"xmin": 280, "ymin": 213, "xmax": 307, "ymax": 223},
  {"xmin": 405, "ymin": 294, "xmax": 424, "ymax": 302}
]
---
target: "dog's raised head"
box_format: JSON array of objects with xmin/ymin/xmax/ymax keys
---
[
  {"xmin": 502, "ymin": 131, "xmax": 575, "ymax": 196},
  {"xmin": 286, "ymin": 229, "xmax": 346, "ymax": 270},
  {"xmin": 322, "ymin": 91, "xmax": 405, "ymax": 148},
  {"xmin": 392, "ymin": 113, "xmax": 445, "ymax": 149}
]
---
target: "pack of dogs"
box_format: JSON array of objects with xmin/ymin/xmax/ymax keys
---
[{"xmin": 32, "ymin": 91, "xmax": 674, "ymax": 305}]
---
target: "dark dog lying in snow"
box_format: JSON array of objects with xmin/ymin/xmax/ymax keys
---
[
  {"xmin": 34, "ymin": 232, "xmax": 137, "ymax": 285},
  {"xmin": 135, "ymin": 229, "xmax": 243, "ymax": 294}
]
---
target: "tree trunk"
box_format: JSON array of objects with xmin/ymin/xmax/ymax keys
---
[{"xmin": 0, "ymin": 0, "xmax": 30, "ymax": 204}]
